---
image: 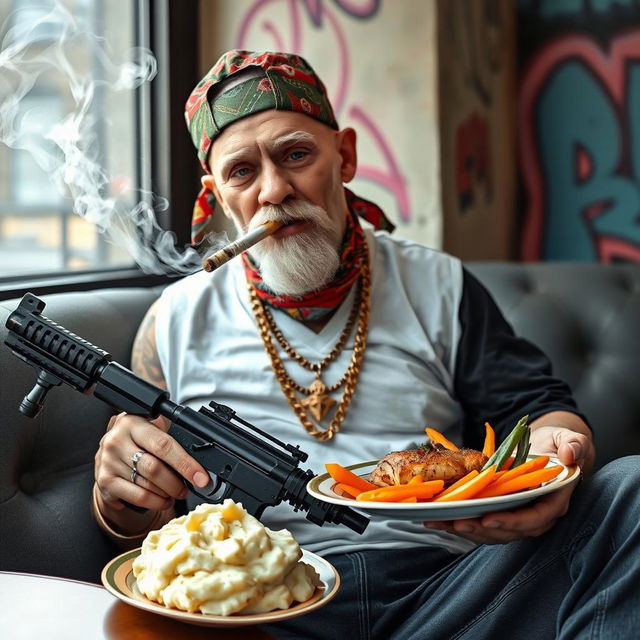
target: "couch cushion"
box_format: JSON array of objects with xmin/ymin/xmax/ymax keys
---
[{"xmin": 467, "ymin": 262, "xmax": 640, "ymax": 469}]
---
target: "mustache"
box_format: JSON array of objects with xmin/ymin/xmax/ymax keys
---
[{"xmin": 248, "ymin": 200, "xmax": 331, "ymax": 232}]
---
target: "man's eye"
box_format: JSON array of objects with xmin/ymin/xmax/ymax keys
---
[
  {"xmin": 231, "ymin": 166, "xmax": 252, "ymax": 179},
  {"xmin": 288, "ymin": 150, "xmax": 308, "ymax": 161}
]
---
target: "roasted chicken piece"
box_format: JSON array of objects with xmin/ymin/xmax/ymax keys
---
[{"xmin": 369, "ymin": 445, "xmax": 488, "ymax": 487}]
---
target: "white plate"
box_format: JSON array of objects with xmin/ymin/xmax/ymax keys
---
[
  {"xmin": 307, "ymin": 457, "xmax": 581, "ymax": 521},
  {"xmin": 101, "ymin": 547, "xmax": 339, "ymax": 627}
]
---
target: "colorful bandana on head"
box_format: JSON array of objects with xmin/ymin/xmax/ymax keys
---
[
  {"xmin": 242, "ymin": 190, "xmax": 393, "ymax": 322},
  {"xmin": 185, "ymin": 50, "xmax": 340, "ymax": 245}
]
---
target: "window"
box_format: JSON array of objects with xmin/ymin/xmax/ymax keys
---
[
  {"xmin": 0, "ymin": 0, "xmax": 205, "ymax": 300},
  {"xmin": 0, "ymin": 0, "xmax": 145, "ymax": 281}
]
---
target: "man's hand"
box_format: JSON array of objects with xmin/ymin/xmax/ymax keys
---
[
  {"xmin": 424, "ymin": 411, "xmax": 594, "ymax": 545},
  {"xmin": 94, "ymin": 412, "xmax": 210, "ymax": 535}
]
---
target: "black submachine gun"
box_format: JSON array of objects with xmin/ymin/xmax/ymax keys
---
[{"xmin": 4, "ymin": 293, "xmax": 368, "ymax": 534}]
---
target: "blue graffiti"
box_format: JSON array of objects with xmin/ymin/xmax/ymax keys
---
[{"xmin": 537, "ymin": 61, "xmax": 640, "ymax": 259}]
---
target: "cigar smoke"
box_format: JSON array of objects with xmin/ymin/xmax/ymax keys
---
[{"xmin": 0, "ymin": 2, "xmax": 226, "ymax": 275}]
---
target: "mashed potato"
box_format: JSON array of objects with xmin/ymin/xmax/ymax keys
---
[{"xmin": 132, "ymin": 500, "xmax": 320, "ymax": 615}]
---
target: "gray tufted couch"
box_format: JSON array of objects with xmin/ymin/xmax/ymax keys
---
[{"xmin": 0, "ymin": 263, "xmax": 638, "ymax": 584}]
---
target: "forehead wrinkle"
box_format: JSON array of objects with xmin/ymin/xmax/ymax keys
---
[{"xmin": 215, "ymin": 130, "xmax": 318, "ymax": 178}]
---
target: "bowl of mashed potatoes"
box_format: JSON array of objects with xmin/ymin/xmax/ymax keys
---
[{"xmin": 101, "ymin": 500, "xmax": 340, "ymax": 626}]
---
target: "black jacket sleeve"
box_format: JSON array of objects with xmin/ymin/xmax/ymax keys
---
[{"xmin": 453, "ymin": 268, "xmax": 588, "ymax": 448}]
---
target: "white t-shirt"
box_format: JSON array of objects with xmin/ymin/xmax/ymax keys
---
[{"xmin": 156, "ymin": 229, "xmax": 475, "ymax": 556}]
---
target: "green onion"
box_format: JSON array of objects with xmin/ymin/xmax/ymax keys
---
[
  {"xmin": 481, "ymin": 415, "xmax": 529, "ymax": 472},
  {"xmin": 512, "ymin": 424, "xmax": 531, "ymax": 468}
]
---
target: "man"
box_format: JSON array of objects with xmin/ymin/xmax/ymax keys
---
[{"xmin": 93, "ymin": 51, "xmax": 639, "ymax": 638}]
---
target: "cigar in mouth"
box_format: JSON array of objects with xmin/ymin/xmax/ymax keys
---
[{"xmin": 201, "ymin": 220, "xmax": 284, "ymax": 272}]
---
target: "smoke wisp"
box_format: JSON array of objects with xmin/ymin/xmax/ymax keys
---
[{"xmin": 0, "ymin": 1, "xmax": 220, "ymax": 275}]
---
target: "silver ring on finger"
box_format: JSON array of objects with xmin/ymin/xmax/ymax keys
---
[{"xmin": 130, "ymin": 450, "xmax": 145, "ymax": 485}]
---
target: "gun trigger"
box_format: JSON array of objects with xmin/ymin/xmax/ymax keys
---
[{"xmin": 184, "ymin": 473, "xmax": 223, "ymax": 503}]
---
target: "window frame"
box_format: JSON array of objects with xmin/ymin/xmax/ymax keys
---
[{"xmin": 0, "ymin": 0, "xmax": 201, "ymax": 301}]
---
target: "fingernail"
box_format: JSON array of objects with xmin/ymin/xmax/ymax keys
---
[
  {"xmin": 485, "ymin": 520, "xmax": 502, "ymax": 529},
  {"xmin": 569, "ymin": 443, "xmax": 581, "ymax": 459},
  {"xmin": 193, "ymin": 471, "xmax": 208, "ymax": 487},
  {"xmin": 179, "ymin": 487, "xmax": 189, "ymax": 499}
]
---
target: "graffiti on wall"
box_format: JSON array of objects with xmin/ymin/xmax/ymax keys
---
[
  {"xmin": 456, "ymin": 112, "xmax": 492, "ymax": 212},
  {"xmin": 233, "ymin": 0, "xmax": 411, "ymax": 223},
  {"xmin": 518, "ymin": 1, "xmax": 640, "ymax": 261},
  {"xmin": 441, "ymin": 0, "xmax": 507, "ymax": 217}
]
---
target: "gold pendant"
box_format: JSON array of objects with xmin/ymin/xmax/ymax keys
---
[{"xmin": 302, "ymin": 378, "xmax": 336, "ymax": 422}]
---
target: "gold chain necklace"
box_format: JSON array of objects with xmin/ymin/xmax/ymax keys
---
[{"xmin": 248, "ymin": 252, "xmax": 371, "ymax": 442}]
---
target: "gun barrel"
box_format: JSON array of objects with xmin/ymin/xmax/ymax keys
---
[{"xmin": 334, "ymin": 504, "xmax": 368, "ymax": 534}]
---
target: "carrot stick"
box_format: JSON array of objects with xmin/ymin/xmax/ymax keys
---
[
  {"xmin": 485, "ymin": 456, "xmax": 550, "ymax": 489},
  {"xmin": 432, "ymin": 470, "xmax": 479, "ymax": 498},
  {"xmin": 489, "ymin": 470, "xmax": 508, "ymax": 483},
  {"xmin": 500, "ymin": 457, "xmax": 515, "ymax": 471},
  {"xmin": 356, "ymin": 480, "xmax": 444, "ymax": 502},
  {"xmin": 483, "ymin": 422, "xmax": 496, "ymax": 457},
  {"xmin": 400, "ymin": 497, "xmax": 418, "ymax": 503},
  {"xmin": 333, "ymin": 482, "xmax": 363, "ymax": 498},
  {"xmin": 325, "ymin": 463, "xmax": 378, "ymax": 492},
  {"xmin": 424, "ymin": 427, "xmax": 459, "ymax": 451},
  {"xmin": 475, "ymin": 465, "xmax": 563, "ymax": 498},
  {"xmin": 408, "ymin": 475, "xmax": 424, "ymax": 485},
  {"xmin": 432, "ymin": 466, "xmax": 497, "ymax": 502}
]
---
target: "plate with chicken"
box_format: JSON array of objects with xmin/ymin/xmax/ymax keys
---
[{"xmin": 306, "ymin": 445, "xmax": 580, "ymax": 521}]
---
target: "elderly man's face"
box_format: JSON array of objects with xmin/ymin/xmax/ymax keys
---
[{"xmin": 202, "ymin": 110, "xmax": 357, "ymax": 295}]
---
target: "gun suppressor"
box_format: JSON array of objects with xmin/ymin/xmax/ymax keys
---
[
  {"xmin": 4, "ymin": 293, "xmax": 369, "ymax": 535},
  {"xmin": 202, "ymin": 220, "xmax": 283, "ymax": 272}
]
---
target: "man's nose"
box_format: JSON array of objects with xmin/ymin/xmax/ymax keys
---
[{"xmin": 258, "ymin": 163, "xmax": 294, "ymax": 206}]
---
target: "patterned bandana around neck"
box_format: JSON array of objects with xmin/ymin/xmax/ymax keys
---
[{"xmin": 242, "ymin": 188, "xmax": 391, "ymax": 322}]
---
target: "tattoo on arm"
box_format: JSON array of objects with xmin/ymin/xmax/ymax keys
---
[{"xmin": 131, "ymin": 301, "xmax": 167, "ymax": 389}]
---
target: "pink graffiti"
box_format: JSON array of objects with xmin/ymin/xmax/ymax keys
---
[
  {"xmin": 349, "ymin": 105, "xmax": 410, "ymax": 222},
  {"xmin": 298, "ymin": 1, "xmax": 380, "ymax": 25},
  {"xmin": 519, "ymin": 31, "xmax": 640, "ymax": 261},
  {"xmin": 322, "ymin": 1, "xmax": 380, "ymax": 20},
  {"xmin": 302, "ymin": 0, "xmax": 381, "ymax": 21},
  {"xmin": 236, "ymin": 0, "xmax": 411, "ymax": 223},
  {"xmin": 598, "ymin": 236, "xmax": 640, "ymax": 262},
  {"xmin": 575, "ymin": 144, "xmax": 592, "ymax": 184}
]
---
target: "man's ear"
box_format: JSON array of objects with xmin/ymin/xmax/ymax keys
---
[
  {"xmin": 201, "ymin": 174, "xmax": 229, "ymax": 218},
  {"xmin": 336, "ymin": 127, "xmax": 357, "ymax": 183}
]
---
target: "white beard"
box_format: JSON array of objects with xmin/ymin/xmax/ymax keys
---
[{"xmin": 244, "ymin": 200, "xmax": 343, "ymax": 296}]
